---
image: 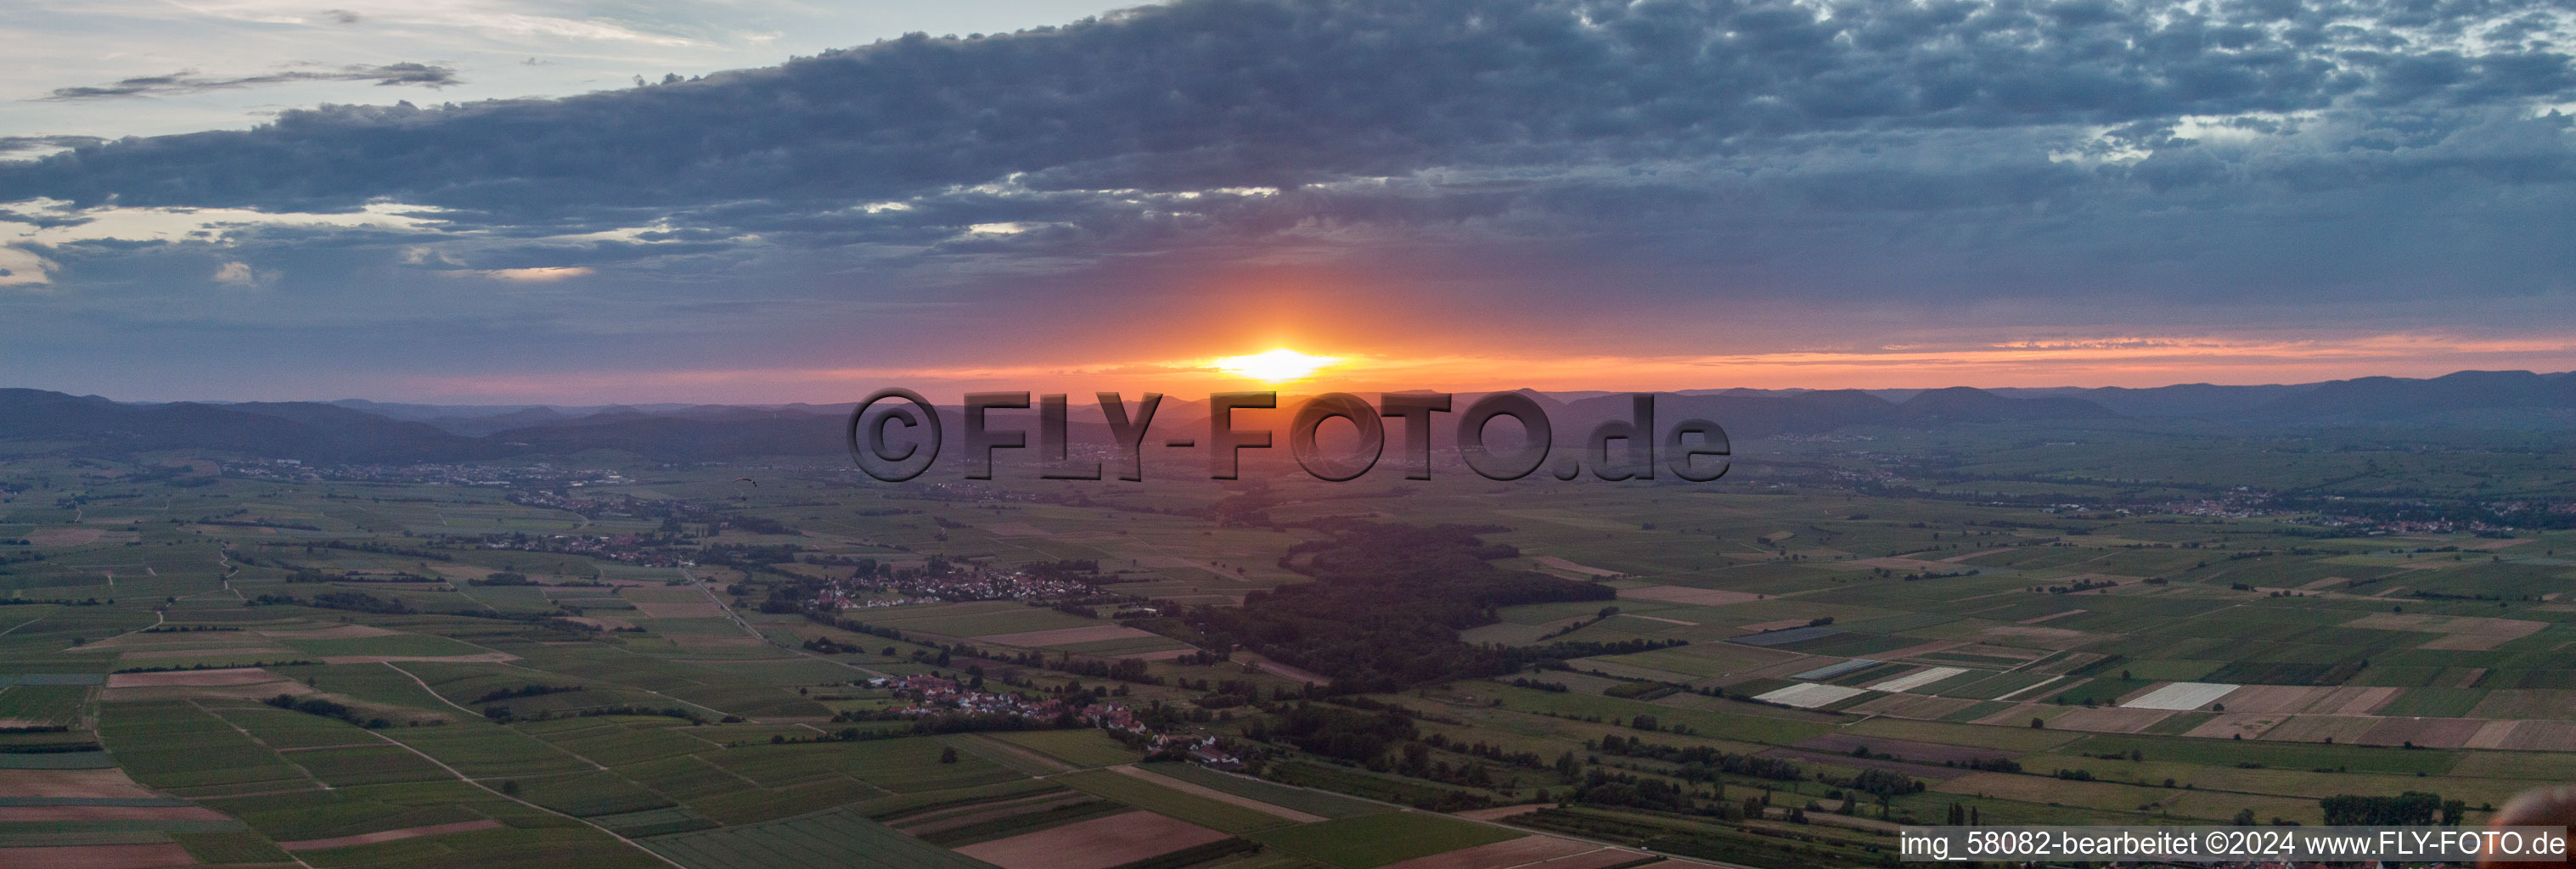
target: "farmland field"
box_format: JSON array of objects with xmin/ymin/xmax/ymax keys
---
[
  {"xmin": 1139, "ymin": 763, "xmax": 1383, "ymax": 818},
  {"xmin": 982, "ymin": 729, "xmax": 1143, "ymax": 768},
  {"xmin": 649, "ymin": 809, "xmax": 998, "ymax": 869},
  {"xmin": 1248, "ymin": 812, "xmax": 1522, "ymax": 869},
  {"xmin": 4, "ymin": 422, "xmax": 2575, "ymax": 869},
  {"xmin": 1054, "ymin": 768, "xmax": 1292, "ymax": 833}
]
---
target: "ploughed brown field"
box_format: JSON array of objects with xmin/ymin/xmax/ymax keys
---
[
  {"xmin": 2358, "ymin": 716, "xmax": 2490, "ymax": 748},
  {"xmin": 2041, "ymin": 706, "xmax": 2176, "ymax": 734},
  {"xmin": 953, "ymin": 810, "xmax": 1229, "ymax": 869},
  {"xmin": 0, "ymin": 768, "xmax": 159, "ymax": 799},
  {"xmin": 0, "ymin": 805, "xmax": 228, "ymax": 822},
  {"xmin": 0, "ymin": 843, "xmax": 194, "ymax": 869},
  {"xmin": 1376, "ymin": 835, "xmax": 1601, "ymax": 869},
  {"xmin": 2466, "ymin": 720, "xmax": 2576, "ymax": 751}
]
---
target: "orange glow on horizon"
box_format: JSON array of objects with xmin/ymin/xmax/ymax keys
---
[
  {"xmin": 393, "ymin": 331, "xmax": 2574, "ymax": 404},
  {"xmin": 1209, "ymin": 348, "xmax": 1343, "ymax": 384}
]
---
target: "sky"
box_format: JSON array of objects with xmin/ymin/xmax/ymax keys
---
[{"xmin": 1, "ymin": 0, "xmax": 2572, "ymax": 403}]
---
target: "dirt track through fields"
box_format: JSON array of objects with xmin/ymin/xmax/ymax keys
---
[
  {"xmin": 278, "ymin": 819, "xmax": 505, "ymax": 850},
  {"xmin": 1105, "ymin": 765, "xmax": 1325, "ymax": 822}
]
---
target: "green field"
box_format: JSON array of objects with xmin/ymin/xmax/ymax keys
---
[
  {"xmin": 0, "ymin": 683, "xmax": 92, "ymax": 725},
  {"xmin": 981, "ymin": 729, "xmax": 1143, "ymax": 768},
  {"xmin": 291, "ymin": 746, "xmax": 453, "ymax": 788},
  {"xmin": 647, "ymin": 809, "xmax": 997, "ymax": 869},
  {"xmin": 5, "ymin": 440, "xmax": 2576, "ymax": 869},
  {"xmin": 1055, "ymin": 768, "xmax": 1291, "ymax": 833},
  {"xmin": 506, "ymin": 770, "xmax": 677, "ymax": 816},
  {"xmin": 380, "ymin": 724, "xmax": 597, "ymax": 778},
  {"xmin": 1248, "ymin": 812, "xmax": 1521, "ymax": 869}
]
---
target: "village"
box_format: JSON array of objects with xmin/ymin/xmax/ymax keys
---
[
  {"xmin": 459, "ymin": 531, "xmax": 695, "ymax": 567},
  {"xmin": 863, "ymin": 672, "xmax": 1241, "ymax": 770},
  {"xmin": 820, "ymin": 563, "xmax": 1109, "ymax": 608}
]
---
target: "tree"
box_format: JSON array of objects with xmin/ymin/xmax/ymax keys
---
[
  {"xmin": 2321, "ymin": 792, "xmax": 2444, "ymax": 826},
  {"xmin": 500, "ymin": 780, "xmax": 520, "ymax": 795},
  {"xmin": 2030, "ymin": 717, "xmax": 2045, "ymax": 729},
  {"xmin": 2234, "ymin": 809, "xmax": 2257, "ymax": 826},
  {"xmin": 938, "ymin": 747, "xmax": 959, "ymax": 764}
]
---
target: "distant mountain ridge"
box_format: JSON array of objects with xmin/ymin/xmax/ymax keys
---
[
  {"xmin": 2, "ymin": 370, "xmax": 2566, "ymax": 463},
  {"xmin": 1988, "ymin": 370, "xmax": 2576, "ymax": 422},
  {"xmin": 0, "ymin": 389, "xmax": 497, "ymax": 463}
]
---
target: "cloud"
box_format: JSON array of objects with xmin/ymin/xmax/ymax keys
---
[
  {"xmin": 0, "ymin": 245, "xmax": 54, "ymax": 287},
  {"xmin": 211, "ymin": 261, "xmax": 264, "ymax": 286},
  {"xmin": 42, "ymin": 63, "xmax": 461, "ymax": 100},
  {"xmin": 0, "ymin": 199, "xmax": 442, "ymax": 247},
  {"xmin": 444, "ymin": 266, "xmax": 594, "ymax": 282},
  {"xmin": 4, "ymin": 0, "xmax": 2564, "ymax": 231},
  {"xmin": 0, "ymin": 0, "xmax": 2570, "ymax": 397},
  {"xmin": 0, "ymin": 136, "xmax": 106, "ymax": 160}
]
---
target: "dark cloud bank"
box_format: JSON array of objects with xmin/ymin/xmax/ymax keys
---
[
  {"xmin": 42, "ymin": 63, "xmax": 461, "ymax": 101},
  {"xmin": 5, "ymin": 0, "xmax": 2574, "ymax": 322}
]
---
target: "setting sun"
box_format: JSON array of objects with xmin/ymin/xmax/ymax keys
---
[{"xmin": 1210, "ymin": 348, "xmax": 1341, "ymax": 383}]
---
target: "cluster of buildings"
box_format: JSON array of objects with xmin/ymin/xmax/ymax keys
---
[
  {"xmin": 466, "ymin": 532, "xmax": 691, "ymax": 566},
  {"xmin": 836, "ymin": 594, "xmax": 947, "ymax": 611},
  {"xmin": 224, "ymin": 459, "xmax": 627, "ymax": 489},
  {"xmin": 2486, "ymin": 500, "xmax": 2576, "ymax": 518},
  {"xmin": 2144, "ymin": 492, "xmax": 2284, "ymax": 519},
  {"xmin": 867, "ymin": 674, "xmax": 1240, "ymax": 768},
  {"xmin": 876, "ymin": 569, "xmax": 1096, "ymax": 603},
  {"xmin": 817, "ymin": 566, "xmax": 1099, "ymax": 608},
  {"xmin": 505, "ymin": 488, "xmax": 710, "ymax": 521}
]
